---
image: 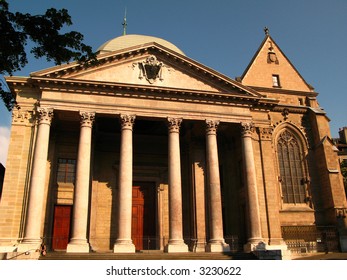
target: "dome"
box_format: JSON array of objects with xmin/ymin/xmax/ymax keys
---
[{"xmin": 97, "ymin": 34, "xmax": 185, "ymax": 55}]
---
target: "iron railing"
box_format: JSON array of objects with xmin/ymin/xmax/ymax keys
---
[{"xmin": 281, "ymin": 225, "xmax": 339, "ymax": 254}]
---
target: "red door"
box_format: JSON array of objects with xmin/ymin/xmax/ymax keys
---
[
  {"xmin": 52, "ymin": 205, "xmax": 72, "ymax": 250},
  {"xmin": 132, "ymin": 183, "xmax": 156, "ymax": 251}
]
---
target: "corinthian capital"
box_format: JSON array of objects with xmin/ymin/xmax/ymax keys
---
[
  {"xmin": 120, "ymin": 114, "xmax": 136, "ymax": 130},
  {"xmin": 12, "ymin": 108, "xmax": 31, "ymax": 124},
  {"xmin": 206, "ymin": 120, "xmax": 220, "ymax": 135},
  {"xmin": 79, "ymin": 111, "xmax": 95, "ymax": 127},
  {"xmin": 167, "ymin": 117, "xmax": 182, "ymax": 133},
  {"xmin": 241, "ymin": 122, "xmax": 254, "ymax": 137},
  {"xmin": 37, "ymin": 107, "xmax": 54, "ymax": 125}
]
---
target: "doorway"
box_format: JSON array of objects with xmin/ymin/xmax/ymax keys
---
[
  {"xmin": 132, "ymin": 182, "xmax": 156, "ymax": 251},
  {"xmin": 52, "ymin": 205, "xmax": 72, "ymax": 250}
]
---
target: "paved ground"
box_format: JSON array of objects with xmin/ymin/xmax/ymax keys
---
[{"xmin": 293, "ymin": 253, "xmax": 347, "ymax": 260}]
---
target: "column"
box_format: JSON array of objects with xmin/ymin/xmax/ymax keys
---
[
  {"xmin": 241, "ymin": 122, "xmax": 263, "ymax": 251},
  {"xmin": 165, "ymin": 118, "xmax": 188, "ymax": 253},
  {"xmin": 205, "ymin": 120, "xmax": 230, "ymax": 252},
  {"xmin": 113, "ymin": 114, "xmax": 136, "ymax": 253},
  {"xmin": 67, "ymin": 111, "xmax": 95, "ymax": 253},
  {"xmin": 18, "ymin": 107, "xmax": 53, "ymax": 252}
]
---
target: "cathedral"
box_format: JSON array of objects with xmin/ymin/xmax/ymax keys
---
[{"xmin": 0, "ymin": 29, "xmax": 346, "ymax": 259}]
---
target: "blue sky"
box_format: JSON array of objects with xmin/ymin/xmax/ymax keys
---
[{"xmin": 0, "ymin": 0, "xmax": 346, "ymax": 166}]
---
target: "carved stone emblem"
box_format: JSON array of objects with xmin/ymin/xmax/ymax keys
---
[
  {"xmin": 267, "ymin": 41, "xmax": 279, "ymax": 64},
  {"xmin": 139, "ymin": 55, "xmax": 163, "ymax": 84}
]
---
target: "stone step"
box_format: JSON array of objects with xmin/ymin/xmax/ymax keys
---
[{"xmin": 40, "ymin": 251, "xmax": 257, "ymax": 260}]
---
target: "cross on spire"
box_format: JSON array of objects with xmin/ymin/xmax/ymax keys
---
[{"xmin": 122, "ymin": 8, "xmax": 127, "ymax": 35}]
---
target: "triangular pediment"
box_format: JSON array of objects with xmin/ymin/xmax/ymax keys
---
[
  {"xmin": 241, "ymin": 35, "xmax": 314, "ymax": 92},
  {"xmin": 31, "ymin": 43, "xmax": 262, "ymax": 98}
]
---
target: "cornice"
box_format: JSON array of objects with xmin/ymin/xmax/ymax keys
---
[
  {"xmin": 272, "ymin": 104, "xmax": 310, "ymax": 114},
  {"xmin": 28, "ymin": 76, "xmax": 273, "ymax": 108},
  {"xmin": 248, "ymin": 86, "xmax": 318, "ymax": 97}
]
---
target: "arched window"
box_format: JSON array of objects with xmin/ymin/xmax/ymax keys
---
[{"xmin": 277, "ymin": 130, "xmax": 306, "ymax": 204}]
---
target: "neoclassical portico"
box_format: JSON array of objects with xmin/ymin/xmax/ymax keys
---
[
  {"xmin": 17, "ymin": 103, "xmax": 265, "ymax": 254},
  {"xmin": 3, "ymin": 33, "xmax": 346, "ymax": 259}
]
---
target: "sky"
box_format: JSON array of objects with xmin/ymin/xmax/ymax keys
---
[{"xmin": 0, "ymin": 0, "xmax": 346, "ymax": 166}]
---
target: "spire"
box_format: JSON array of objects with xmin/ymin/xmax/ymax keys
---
[{"xmin": 122, "ymin": 8, "xmax": 127, "ymax": 36}]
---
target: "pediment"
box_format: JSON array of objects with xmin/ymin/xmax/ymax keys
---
[
  {"xmin": 31, "ymin": 43, "xmax": 262, "ymax": 98},
  {"xmin": 241, "ymin": 36, "xmax": 314, "ymax": 92}
]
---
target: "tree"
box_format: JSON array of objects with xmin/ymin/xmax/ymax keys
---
[{"xmin": 0, "ymin": 0, "xmax": 97, "ymax": 110}]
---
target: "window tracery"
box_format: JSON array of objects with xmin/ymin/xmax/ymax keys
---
[{"xmin": 277, "ymin": 130, "xmax": 307, "ymax": 204}]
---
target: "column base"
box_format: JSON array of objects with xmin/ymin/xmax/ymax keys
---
[
  {"xmin": 206, "ymin": 240, "xmax": 230, "ymax": 252},
  {"xmin": 165, "ymin": 240, "xmax": 188, "ymax": 253},
  {"xmin": 243, "ymin": 238, "xmax": 265, "ymax": 252},
  {"xmin": 193, "ymin": 241, "xmax": 208, "ymax": 252},
  {"xmin": 265, "ymin": 244, "xmax": 291, "ymax": 260},
  {"xmin": 17, "ymin": 241, "xmax": 41, "ymax": 253},
  {"xmin": 66, "ymin": 242, "xmax": 90, "ymax": 253},
  {"xmin": 113, "ymin": 240, "xmax": 136, "ymax": 253},
  {"xmin": 244, "ymin": 240, "xmax": 291, "ymax": 259},
  {"xmin": 16, "ymin": 242, "xmax": 41, "ymax": 259}
]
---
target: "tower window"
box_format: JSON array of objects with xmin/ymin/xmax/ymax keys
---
[{"xmin": 272, "ymin": 74, "xmax": 281, "ymax": 87}]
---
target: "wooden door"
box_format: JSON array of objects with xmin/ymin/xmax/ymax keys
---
[
  {"xmin": 52, "ymin": 205, "xmax": 72, "ymax": 250},
  {"xmin": 132, "ymin": 182, "xmax": 156, "ymax": 251}
]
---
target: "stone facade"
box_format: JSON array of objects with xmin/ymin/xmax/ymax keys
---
[{"xmin": 1, "ymin": 32, "xmax": 346, "ymax": 259}]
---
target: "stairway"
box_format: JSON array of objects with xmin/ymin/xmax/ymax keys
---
[{"xmin": 40, "ymin": 251, "xmax": 258, "ymax": 260}]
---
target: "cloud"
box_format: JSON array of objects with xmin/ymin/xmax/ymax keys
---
[{"xmin": 0, "ymin": 126, "xmax": 10, "ymax": 167}]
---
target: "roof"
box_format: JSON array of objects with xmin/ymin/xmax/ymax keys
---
[
  {"xmin": 97, "ymin": 34, "xmax": 185, "ymax": 56},
  {"xmin": 240, "ymin": 33, "xmax": 314, "ymax": 92}
]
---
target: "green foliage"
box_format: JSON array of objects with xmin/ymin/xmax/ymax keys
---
[{"xmin": 0, "ymin": 0, "xmax": 98, "ymax": 110}]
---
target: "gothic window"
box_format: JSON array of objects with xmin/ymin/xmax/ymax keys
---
[
  {"xmin": 57, "ymin": 158, "xmax": 76, "ymax": 183},
  {"xmin": 277, "ymin": 130, "xmax": 306, "ymax": 204}
]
